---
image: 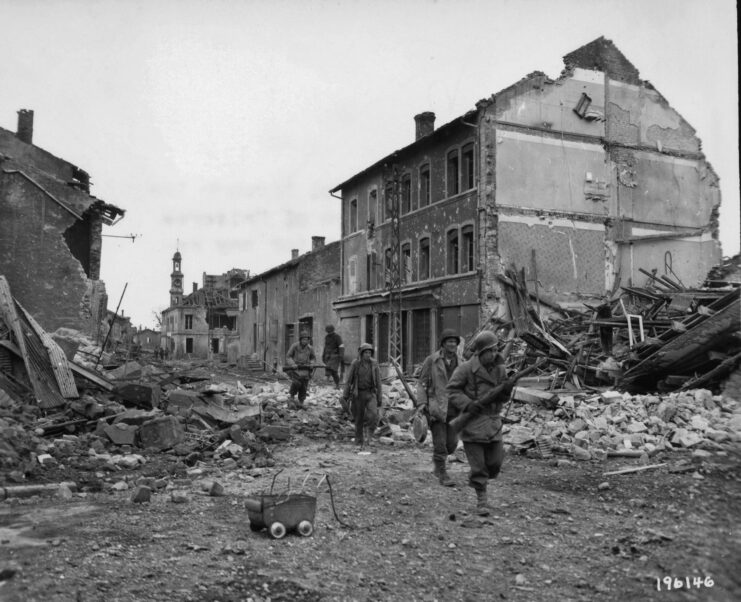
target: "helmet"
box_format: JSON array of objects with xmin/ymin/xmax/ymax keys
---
[
  {"xmin": 439, "ymin": 329, "xmax": 460, "ymax": 347},
  {"xmin": 358, "ymin": 343, "xmax": 374, "ymax": 355},
  {"xmin": 325, "ymin": 324, "xmax": 335, "ymax": 333},
  {"xmin": 473, "ymin": 331, "xmax": 499, "ymax": 354}
]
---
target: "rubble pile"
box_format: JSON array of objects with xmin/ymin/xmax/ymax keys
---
[
  {"xmin": 504, "ymin": 387, "xmax": 741, "ymax": 461},
  {"xmin": 497, "ymin": 262, "xmax": 741, "ymax": 395}
]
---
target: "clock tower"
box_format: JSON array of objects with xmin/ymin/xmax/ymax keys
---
[{"xmin": 170, "ymin": 251, "xmax": 183, "ymax": 306}]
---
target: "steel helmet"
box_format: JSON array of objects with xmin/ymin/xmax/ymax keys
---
[
  {"xmin": 473, "ymin": 331, "xmax": 499, "ymax": 354},
  {"xmin": 358, "ymin": 343, "xmax": 374, "ymax": 355},
  {"xmin": 439, "ymin": 329, "xmax": 461, "ymax": 347}
]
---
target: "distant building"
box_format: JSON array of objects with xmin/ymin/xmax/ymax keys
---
[
  {"xmin": 236, "ymin": 236, "xmax": 341, "ymax": 369},
  {"xmin": 160, "ymin": 251, "xmax": 246, "ymax": 359},
  {"xmin": 329, "ymin": 37, "xmax": 722, "ymax": 371},
  {"xmin": 103, "ymin": 309, "xmax": 133, "ymax": 352},
  {"xmin": 133, "ymin": 327, "xmax": 160, "ymax": 353},
  {"xmin": 0, "ymin": 109, "xmax": 125, "ymax": 337}
]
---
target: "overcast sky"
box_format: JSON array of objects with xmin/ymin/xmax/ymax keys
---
[{"xmin": 1, "ymin": 0, "xmax": 738, "ymax": 329}]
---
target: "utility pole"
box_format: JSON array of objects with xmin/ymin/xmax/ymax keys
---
[{"xmin": 385, "ymin": 165, "xmax": 403, "ymax": 369}]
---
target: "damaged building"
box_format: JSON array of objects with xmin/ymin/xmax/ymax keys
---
[
  {"xmin": 329, "ymin": 37, "xmax": 723, "ymax": 371},
  {"xmin": 0, "ymin": 109, "xmax": 125, "ymax": 336},
  {"xmin": 160, "ymin": 251, "xmax": 246, "ymax": 360},
  {"xmin": 236, "ymin": 237, "xmax": 341, "ymax": 370}
]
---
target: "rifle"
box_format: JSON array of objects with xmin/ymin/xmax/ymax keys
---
[{"xmin": 449, "ymin": 358, "xmax": 546, "ymax": 434}]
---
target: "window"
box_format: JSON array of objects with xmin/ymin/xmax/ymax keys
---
[
  {"xmin": 574, "ymin": 93, "xmax": 592, "ymax": 118},
  {"xmin": 349, "ymin": 198, "xmax": 358, "ymax": 233},
  {"xmin": 447, "ymin": 229, "xmax": 459, "ymax": 275},
  {"xmin": 185, "ymin": 314, "xmax": 193, "ymax": 330},
  {"xmin": 401, "ymin": 242, "xmax": 411, "ymax": 283},
  {"xmin": 368, "ymin": 189, "xmax": 378, "ymax": 227},
  {"xmin": 384, "ymin": 183, "xmax": 394, "ymax": 221},
  {"xmin": 251, "ymin": 290, "xmax": 258, "ymax": 308},
  {"xmin": 348, "ymin": 256, "xmax": 357, "ymax": 293},
  {"xmin": 419, "ymin": 237, "xmax": 430, "ymax": 280},
  {"xmin": 419, "ymin": 164, "xmax": 430, "ymax": 208},
  {"xmin": 447, "ymin": 149, "xmax": 459, "ymax": 197},
  {"xmin": 185, "ymin": 337, "xmax": 193, "ymax": 353},
  {"xmin": 401, "ymin": 174, "xmax": 411, "ymax": 214},
  {"xmin": 462, "ymin": 143, "xmax": 475, "ymax": 190},
  {"xmin": 462, "ymin": 225, "xmax": 475, "ymax": 272}
]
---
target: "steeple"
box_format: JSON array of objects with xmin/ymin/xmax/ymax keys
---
[{"xmin": 170, "ymin": 251, "xmax": 183, "ymax": 306}]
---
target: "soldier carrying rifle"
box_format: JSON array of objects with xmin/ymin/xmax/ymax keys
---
[{"xmin": 446, "ymin": 330, "xmax": 515, "ymax": 516}]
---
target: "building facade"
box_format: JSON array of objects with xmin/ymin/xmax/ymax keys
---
[
  {"xmin": 236, "ymin": 237, "xmax": 341, "ymax": 370},
  {"xmin": 330, "ymin": 37, "xmax": 722, "ymax": 372},
  {"xmin": 160, "ymin": 252, "xmax": 245, "ymax": 359},
  {"xmin": 0, "ymin": 109, "xmax": 125, "ymax": 337}
]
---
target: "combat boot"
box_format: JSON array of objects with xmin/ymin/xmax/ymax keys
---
[
  {"xmin": 475, "ymin": 489, "xmax": 491, "ymax": 516},
  {"xmin": 438, "ymin": 468, "xmax": 455, "ymax": 487}
]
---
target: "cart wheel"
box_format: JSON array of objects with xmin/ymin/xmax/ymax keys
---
[
  {"xmin": 249, "ymin": 522, "xmax": 262, "ymax": 532},
  {"xmin": 269, "ymin": 522, "xmax": 287, "ymax": 539},
  {"xmin": 297, "ymin": 520, "xmax": 314, "ymax": 537}
]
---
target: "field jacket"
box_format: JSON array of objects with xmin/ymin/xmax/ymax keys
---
[
  {"xmin": 343, "ymin": 359, "xmax": 383, "ymax": 406},
  {"xmin": 416, "ymin": 350, "xmax": 464, "ymax": 422},
  {"xmin": 446, "ymin": 355, "xmax": 509, "ymax": 443}
]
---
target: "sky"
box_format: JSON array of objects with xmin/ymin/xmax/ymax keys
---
[{"xmin": 1, "ymin": 0, "xmax": 738, "ymax": 329}]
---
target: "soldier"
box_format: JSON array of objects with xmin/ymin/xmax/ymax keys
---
[
  {"xmin": 341, "ymin": 343, "xmax": 382, "ymax": 450},
  {"xmin": 322, "ymin": 325, "xmax": 344, "ymax": 389},
  {"xmin": 446, "ymin": 331, "xmax": 515, "ymax": 515},
  {"xmin": 285, "ymin": 331, "xmax": 316, "ymax": 409},
  {"xmin": 416, "ymin": 329, "xmax": 463, "ymax": 487}
]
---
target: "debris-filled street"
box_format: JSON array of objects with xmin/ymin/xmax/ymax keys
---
[
  {"xmin": 1, "ymin": 296, "xmax": 741, "ymax": 600},
  {"xmin": 2, "ymin": 7, "xmax": 740, "ymax": 601}
]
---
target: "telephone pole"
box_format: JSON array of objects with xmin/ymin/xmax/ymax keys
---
[{"xmin": 385, "ymin": 165, "xmax": 403, "ymax": 369}]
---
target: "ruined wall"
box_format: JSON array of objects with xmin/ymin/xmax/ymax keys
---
[{"xmin": 0, "ymin": 172, "xmax": 94, "ymax": 332}]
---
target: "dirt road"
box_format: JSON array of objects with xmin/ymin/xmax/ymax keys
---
[{"xmin": 2, "ymin": 414, "xmax": 740, "ymax": 602}]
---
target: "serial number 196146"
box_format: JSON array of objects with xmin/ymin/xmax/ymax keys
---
[{"xmin": 656, "ymin": 576, "xmax": 714, "ymax": 591}]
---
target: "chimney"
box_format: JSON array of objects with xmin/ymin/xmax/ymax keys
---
[
  {"xmin": 311, "ymin": 236, "xmax": 325, "ymax": 252},
  {"xmin": 414, "ymin": 112, "xmax": 435, "ymax": 140},
  {"xmin": 16, "ymin": 109, "xmax": 34, "ymax": 144},
  {"xmin": 192, "ymin": 282, "xmax": 198, "ymax": 293},
  {"xmin": 291, "ymin": 249, "xmax": 299, "ymax": 260}
]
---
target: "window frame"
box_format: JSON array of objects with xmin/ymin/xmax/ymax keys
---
[
  {"xmin": 418, "ymin": 163, "xmax": 431, "ymax": 208},
  {"xmin": 418, "ymin": 236, "xmax": 431, "ymax": 281},
  {"xmin": 461, "ymin": 223, "xmax": 475, "ymax": 273},
  {"xmin": 349, "ymin": 197, "xmax": 359, "ymax": 233},
  {"xmin": 446, "ymin": 148, "xmax": 460, "ymax": 197},
  {"xmin": 462, "ymin": 142, "xmax": 475, "ymax": 191},
  {"xmin": 446, "ymin": 227, "xmax": 460, "ymax": 275}
]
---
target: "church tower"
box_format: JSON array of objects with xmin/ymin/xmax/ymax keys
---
[{"xmin": 170, "ymin": 251, "xmax": 183, "ymax": 306}]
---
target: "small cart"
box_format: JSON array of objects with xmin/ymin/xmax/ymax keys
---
[{"xmin": 244, "ymin": 471, "xmax": 323, "ymax": 539}]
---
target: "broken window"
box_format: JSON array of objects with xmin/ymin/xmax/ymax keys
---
[
  {"xmin": 349, "ymin": 198, "xmax": 358, "ymax": 233},
  {"xmin": 401, "ymin": 174, "xmax": 411, "ymax": 214},
  {"xmin": 419, "ymin": 237, "xmax": 430, "ymax": 280},
  {"xmin": 185, "ymin": 314, "xmax": 193, "ymax": 330},
  {"xmin": 574, "ymin": 93, "xmax": 592, "ymax": 118},
  {"xmin": 419, "ymin": 163, "xmax": 430, "ymax": 208},
  {"xmin": 251, "ymin": 290, "xmax": 258, "ymax": 308},
  {"xmin": 401, "ymin": 242, "xmax": 411, "ymax": 283},
  {"xmin": 462, "ymin": 225, "xmax": 475, "ymax": 272},
  {"xmin": 447, "ymin": 228, "xmax": 459, "ymax": 275},
  {"xmin": 384, "ymin": 247, "xmax": 392, "ymax": 287},
  {"xmin": 447, "ymin": 149, "xmax": 459, "ymax": 197},
  {"xmin": 462, "ymin": 143, "xmax": 475, "ymax": 190}
]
